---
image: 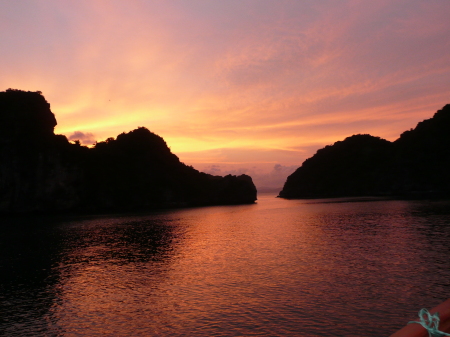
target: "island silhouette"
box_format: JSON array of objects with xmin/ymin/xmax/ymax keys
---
[
  {"xmin": 0, "ymin": 89, "xmax": 257, "ymax": 214},
  {"xmin": 279, "ymin": 104, "xmax": 450, "ymax": 199}
]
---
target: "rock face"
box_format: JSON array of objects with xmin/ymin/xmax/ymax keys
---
[
  {"xmin": 0, "ymin": 89, "xmax": 56, "ymax": 144},
  {"xmin": 0, "ymin": 89, "xmax": 257, "ymax": 213},
  {"xmin": 279, "ymin": 104, "xmax": 450, "ymax": 199}
]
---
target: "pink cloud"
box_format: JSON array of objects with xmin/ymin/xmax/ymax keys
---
[
  {"xmin": 1, "ymin": 1, "xmax": 450, "ymax": 189},
  {"xmin": 68, "ymin": 131, "xmax": 96, "ymax": 146}
]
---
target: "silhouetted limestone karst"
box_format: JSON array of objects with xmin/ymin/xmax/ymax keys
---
[
  {"xmin": 83, "ymin": 127, "xmax": 257, "ymax": 210},
  {"xmin": 279, "ymin": 134, "xmax": 393, "ymax": 198},
  {"xmin": 392, "ymin": 104, "xmax": 450, "ymax": 196},
  {"xmin": 0, "ymin": 89, "xmax": 257, "ymax": 214},
  {"xmin": 0, "ymin": 89, "xmax": 56, "ymax": 145},
  {"xmin": 279, "ymin": 104, "xmax": 450, "ymax": 199}
]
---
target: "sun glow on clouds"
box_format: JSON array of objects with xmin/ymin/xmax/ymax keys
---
[{"xmin": 1, "ymin": 0, "xmax": 450, "ymax": 190}]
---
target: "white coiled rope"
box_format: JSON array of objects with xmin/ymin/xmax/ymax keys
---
[{"xmin": 408, "ymin": 308, "xmax": 450, "ymax": 337}]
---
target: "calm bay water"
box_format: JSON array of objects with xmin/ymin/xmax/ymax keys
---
[{"xmin": 1, "ymin": 194, "xmax": 450, "ymax": 336}]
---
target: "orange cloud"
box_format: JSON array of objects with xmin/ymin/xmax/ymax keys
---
[{"xmin": 1, "ymin": 1, "xmax": 450, "ymax": 187}]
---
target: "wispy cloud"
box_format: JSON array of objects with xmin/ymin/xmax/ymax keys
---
[{"xmin": 1, "ymin": 0, "xmax": 450, "ymax": 183}]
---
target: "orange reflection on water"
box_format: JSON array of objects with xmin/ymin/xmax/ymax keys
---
[{"xmin": 40, "ymin": 197, "xmax": 450, "ymax": 336}]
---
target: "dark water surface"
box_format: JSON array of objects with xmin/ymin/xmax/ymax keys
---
[{"xmin": 1, "ymin": 194, "xmax": 450, "ymax": 336}]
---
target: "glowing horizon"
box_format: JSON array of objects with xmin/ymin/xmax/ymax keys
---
[{"xmin": 2, "ymin": 1, "xmax": 450, "ymax": 190}]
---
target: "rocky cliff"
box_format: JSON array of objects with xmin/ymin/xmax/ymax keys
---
[
  {"xmin": 279, "ymin": 104, "xmax": 450, "ymax": 199},
  {"xmin": 0, "ymin": 89, "xmax": 257, "ymax": 213}
]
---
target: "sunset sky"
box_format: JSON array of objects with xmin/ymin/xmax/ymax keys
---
[{"xmin": 1, "ymin": 1, "xmax": 450, "ymax": 191}]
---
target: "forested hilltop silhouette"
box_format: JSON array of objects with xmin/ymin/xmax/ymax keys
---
[
  {"xmin": 279, "ymin": 104, "xmax": 450, "ymax": 199},
  {"xmin": 0, "ymin": 89, "xmax": 256, "ymax": 214}
]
